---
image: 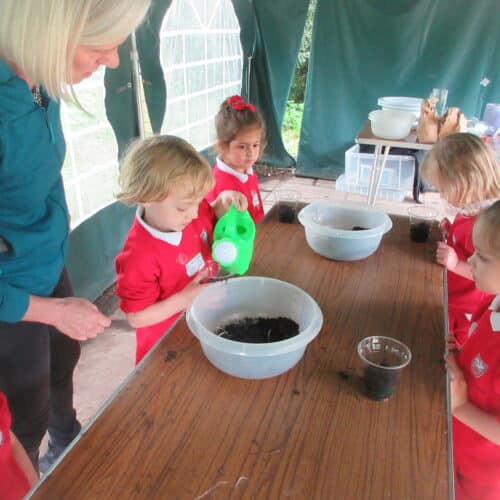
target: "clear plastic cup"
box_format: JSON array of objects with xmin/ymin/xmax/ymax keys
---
[
  {"xmin": 357, "ymin": 336, "xmax": 411, "ymax": 401},
  {"xmin": 274, "ymin": 189, "xmax": 301, "ymax": 223},
  {"xmin": 429, "ymin": 88, "xmax": 448, "ymax": 117},
  {"xmin": 482, "ymin": 103, "xmax": 500, "ymax": 132},
  {"xmin": 407, "ymin": 205, "xmax": 437, "ymax": 243}
]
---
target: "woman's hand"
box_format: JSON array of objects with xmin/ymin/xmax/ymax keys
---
[
  {"xmin": 24, "ymin": 296, "xmax": 111, "ymax": 341},
  {"xmin": 211, "ymin": 190, "xmax": 248, "ymax": 218},
  {"xmin": 50, "ymin": 298, "xmax": 111, "ymax": 340},
  {"xmin": 436, "ymin": 241, "xmax": 458, "ymax": 270},
  {"xmin": 445, "ymin": 354, "xmax": 468, "ymax": 413}
]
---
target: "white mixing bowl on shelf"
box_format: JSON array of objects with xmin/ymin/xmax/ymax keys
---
[{"xmin": 368, "ymin": 109, "xmax": 415, "ymax": 140}]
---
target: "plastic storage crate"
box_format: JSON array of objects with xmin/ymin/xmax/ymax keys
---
[
  {"xmin": 336, "ymin": 144, "xmax": 415, "ymax": 201},
  {"xmin": 335, "ymin": 174, "xmax": 408, "ymax": 202}
]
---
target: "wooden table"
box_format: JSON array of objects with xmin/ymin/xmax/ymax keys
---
[
  {"xmin": 356, "ymin": 121, "xmax": 433, "ymax": 206},
  {"xmin": 31, "ymin": 206, "xmax": 451, "ymax": 500}
]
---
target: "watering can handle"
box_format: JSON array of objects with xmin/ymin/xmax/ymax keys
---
[{"xmin": 220, "ymin": 204, "xmax": 239, "ymax": 232}]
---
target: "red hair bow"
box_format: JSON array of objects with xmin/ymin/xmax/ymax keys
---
[
  {"xmin": 227, "ymin": 95, "xmax": 243, "ymax": 104},
  {"xmin": 227, "ymin": 95, "xmax": 256, "ymax": 113}
]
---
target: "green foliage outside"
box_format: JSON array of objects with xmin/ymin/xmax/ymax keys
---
[
  {"xmin": 289, "ymin": 0, "xmax": 315, "ymax": 103},
  {"xmin": 282, "ymin": 101, "xmax": 304, "ymax": 159},
  {"xmin": 282, "ymin": 101, "xmax": 304, "ymax": 131},
  {"xmin": 282, "ymin": 0, "xmax": 316, "ymax": 158}
]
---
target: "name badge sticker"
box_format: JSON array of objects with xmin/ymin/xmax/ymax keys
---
[
  {"xmin": 252, "ymin": 191, "xmax": 260, "ymax": 207},
  {"xmin": 186, "ymin": 252, "xmax": 205, "ymax": 277}
]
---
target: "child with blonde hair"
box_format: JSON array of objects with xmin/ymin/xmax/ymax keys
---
[
  {"xmin": 115, "ymin": 135, "xmax": 246, "ymax": 363},
  {"xmin": 421, "ymin": 133, "xmax": 500, "ymax": 346},
  {"xmin": 446, "ymin": 200, "xmax": 500, "ymax": 499},
  {"xmin": 206, "ymin": 95, "xmax": 267, "ymax": 223}
]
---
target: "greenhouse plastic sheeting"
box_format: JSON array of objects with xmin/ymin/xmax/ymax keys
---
[
  {"xmin": 297, "ymin": 0, "xmax": 500, "ymax": 179},
  {"xmin": 66, "ymin": 202, "xmax": 135, "ymax": 302},
  {"xmin": 106, "ymin": 0, "xmax": 309, "ymax": 166},
  {"xmin": 105, "ymin": 0, "xmax": 171, "ymax": 158},
  {"xmin": 68, "ymin": 1, "xmax": 171, "ymax": 300}
]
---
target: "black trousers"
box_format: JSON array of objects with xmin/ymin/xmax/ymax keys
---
[{"xmin": 0, "ymin": 268, "xmax": 81, "ymax": 469}]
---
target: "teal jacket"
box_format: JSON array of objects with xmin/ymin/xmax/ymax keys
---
[{"xmin": 0, "ymin": 59, "xmax": 69, "ymax": 322}]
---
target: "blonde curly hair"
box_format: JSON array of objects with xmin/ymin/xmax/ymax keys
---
[
  {"xmin": 421, "ymin": 133, "xmax": 500, "ymax": 209},
  {"xmin": 117, "ymin": 135, "xmax": 214, "ymax": 205}
]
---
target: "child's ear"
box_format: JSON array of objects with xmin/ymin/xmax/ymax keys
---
[{"xmin": 217, "ymin": 140, "xmax": 229, "ymax": 156}]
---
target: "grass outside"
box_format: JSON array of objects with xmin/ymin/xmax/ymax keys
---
[{"xmin": 282, "ymin": 101, "xmax": 303, "ymax": 159}]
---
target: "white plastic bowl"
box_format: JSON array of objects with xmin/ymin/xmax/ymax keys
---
[
  {"xmin": 186, "ymin": 277, "xmax": 323, "ymax": 379},
  {"xmin": 186, "ymin": 276, "xmax": 323, "ymax": 379},
  {"xmin": 377, "ymin": 96, "xmax": 422, "ymax": 118},
  {"xmin": 369, "ymin": 109, "xmax": 415, "ymax": 140},
  {"xmin": 298, "ymin": 200, "xmax": 392, "ymax": 261}
]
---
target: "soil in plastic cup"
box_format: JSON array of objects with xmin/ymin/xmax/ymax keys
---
[
  {"xmin": 274, "ymin": 189, "xmax": 300, "ymax": 223},
  {"xmin": 357, "ymin": 336, "xmax": 411, "ymax": 401},
  {"xmin": 407, "ymin": 205, "xmax": 437, "ymax": 243}
]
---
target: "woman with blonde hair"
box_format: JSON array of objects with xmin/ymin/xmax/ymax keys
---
[{"xmin": 0, "ymin": 0, "xmax": 151, "ymax": 475}]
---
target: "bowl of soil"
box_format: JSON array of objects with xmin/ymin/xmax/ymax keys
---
[
  {"xmin": 298, "ymin": 200, "xmax": 392, "ymax": 261},
  {"xmin": 186, "ymin": 276, "xmax": 323, "ymax": 379}
]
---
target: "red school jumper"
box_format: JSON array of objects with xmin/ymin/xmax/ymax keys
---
[
  {"xmin": 115, "ymin": 200, "xmax": 215, "ymax": 363},
  {"xmin": 453, "ymin": 295, "xmax": 500, "ymax": 499},
  {"xmin": 205, "ymin": 157, "xmax": 264, "ymax": 224},
  {"xmin": 445, "ymin": 214, "xmax": 492, "ymax": 346},
  {"xmin": 0, "ymin": 392, "xmax": 31, "ymax": 500}
]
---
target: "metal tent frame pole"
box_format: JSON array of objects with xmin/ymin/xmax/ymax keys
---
[{"xmin": 130, "ymin": 31, "xmax": 145, "ymax": 139}]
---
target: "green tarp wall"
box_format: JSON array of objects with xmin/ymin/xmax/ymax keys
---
[
  {"xmin": 231, "ymin": 0, "xmax": 310, "ymax": 168},
  {"xmin": 297, "ymin": 0, "xmax": 500, "ymax": 178},
  {"xmin": 68, "ymin": 0, "xmax": 500, "ymax": 300}
]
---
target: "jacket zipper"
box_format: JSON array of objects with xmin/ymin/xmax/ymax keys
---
[{"xmin": 43, "ymin": 107, "xmax": 55, "ymax": 145}]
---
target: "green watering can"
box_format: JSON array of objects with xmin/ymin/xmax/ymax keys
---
[{"xmin": 211, "ymin": 204, "xmax": 256, "ymax": 275}]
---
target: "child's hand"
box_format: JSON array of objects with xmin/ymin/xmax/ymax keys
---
[
  {"xmin": 436, "ymin": 241, "xmax": 458, "ymax": 270},
  {"xmin": 203, "ymin": 259, "xmax": 219, "ymax": 279},
  {"xmin": 445, "ymin": 354, "xmax": 468, "ymax": 413},
  {"xmin": 446, "ymin": 334, "xmax": 461, "ymax": 354},
  {"xmin": 439, "ymin": 218, "xmax": 451, "ymax": 239},
  {"xmin": 125, "ymin": 269, "xmax": 212, "ymax": 329},
  {"xmin": 181, "ymin": 269, "xmax": 212, "ymax": 308},
  {"xmin": 212, "ymin": 190, "xmax": 248, "ymax": 218}
]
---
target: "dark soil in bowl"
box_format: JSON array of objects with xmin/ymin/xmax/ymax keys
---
[
  {"xmin": 351, "ymin": 226, "xmax": 369, "ymax": 231},
  {"xmin": 215, "ymin": 317, "xmax": 299, "ymax": 343}
]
